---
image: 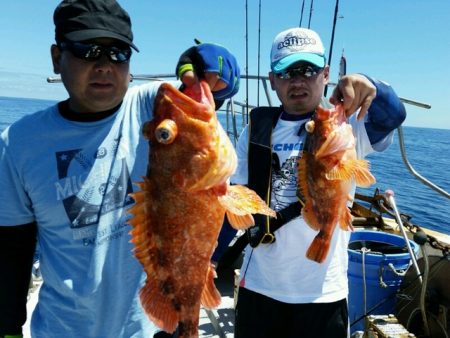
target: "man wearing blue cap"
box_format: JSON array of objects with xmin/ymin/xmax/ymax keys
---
[
  {"xmin": 232, "ymin": 27, "xmax": 406, "ymax": 337},
  {"xmin": 0, "ymin": 1, "xmax": 239, "ymax": 337}
]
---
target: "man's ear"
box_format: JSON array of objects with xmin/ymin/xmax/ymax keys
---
[
  {"xmin": 268, "ymin": 71, "xmax": 276, "ymax": 90},
  {"xmin": 323, "ymin": 65, "xmax": 330, "ymax": 84},
  {"xmin": 51, "ymin": 44, "xmax": 62, "ymax": 74}
]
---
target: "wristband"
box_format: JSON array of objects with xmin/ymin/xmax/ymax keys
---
[{"xmin": 177, "ymin": 63, "xmax": 194, "ymax": 79}]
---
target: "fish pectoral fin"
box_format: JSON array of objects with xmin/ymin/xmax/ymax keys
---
[
  {"xmin": 325, "ymin": 161, "xmax": 355, "ymax": 181},
  {"xmin": 200, "ymin": 263, "xmax": 221, "ymax": 309},
  {"xmin": 351, "ymin": 159, "xmax": 376, "ymax": 187},
  {"xmin": 218, "ymin": 185, "xmax": 276, "ymax": 230},
  {"xmin": 325, "ymin": 159, "xmax": 376, "ymax": 188}
]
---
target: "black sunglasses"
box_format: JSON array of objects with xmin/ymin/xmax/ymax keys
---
[
  {"xmin": 275, "ymin": 64, "xmax": 324, "ymax": 80},
  {"xmin": 59, "ymin": 41, "xmax": 132, "ymax": 64}
]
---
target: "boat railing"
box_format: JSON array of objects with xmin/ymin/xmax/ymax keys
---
[{"xmin": 47, "ymin": 73, "xmax": 449, "ymax": 200}]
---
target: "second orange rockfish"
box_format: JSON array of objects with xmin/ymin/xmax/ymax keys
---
[{"xmin": 298, "ymin": 104, "xmax": 376, "ymax": 263}]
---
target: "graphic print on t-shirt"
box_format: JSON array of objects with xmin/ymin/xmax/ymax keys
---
[
  {"xmin": 55, "ymin": 144, "xmax": 133, "ymax": 240},
  {"xmin": 271, "ymin": 156, "xmax": 299, "ymax": 211}
]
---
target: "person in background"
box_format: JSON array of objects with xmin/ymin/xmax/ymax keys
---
[
  {"xmin": 0, "ymin": 1, "xmax": 239, "ymax": 337},
  {"xmin": 231, "ymin": 27, "xmax": 406, "ymax": 338}
]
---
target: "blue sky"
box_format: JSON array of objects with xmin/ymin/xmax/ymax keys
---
[{"xmin": 0, "ymin": 0, "xmax": 449, "ymax": 129}]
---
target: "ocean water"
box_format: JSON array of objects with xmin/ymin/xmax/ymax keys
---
[{"xmin": 1, "ymin": 96, "xmax": 449, "ymax": 235}]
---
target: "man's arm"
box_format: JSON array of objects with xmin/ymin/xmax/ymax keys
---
[
  {"xmin": 0, "ymin": 222, "xmax": 37, "ymax": 337},
  {"xmin": 363, "ymin": 76, "xmax": 407, "ymax": 144},
  {"xmin": 330, "ymin": 74, "xmax": 407, "ymax": 145}
]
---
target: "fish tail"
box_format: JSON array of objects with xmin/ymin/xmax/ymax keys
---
[
  {"xmin": 200, "ymin": 263, "xmax": 221, "ymax": 309},
  {"xmin": 306, "ymin": 231, "xmax": 331, "ymax": 263}
]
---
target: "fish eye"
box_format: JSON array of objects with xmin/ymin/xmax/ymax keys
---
[
  {"xmin": 155, "ymin": 119, "xmax": 178, "ymax": 144},
  {"xmin": 305, "ymin": 120, "xmax": 315, "ymax": 133}
]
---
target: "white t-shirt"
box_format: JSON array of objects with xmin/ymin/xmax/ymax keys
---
[{"xmin": 232, "ymin": 109, "xmax": 393, "ymax": 304}]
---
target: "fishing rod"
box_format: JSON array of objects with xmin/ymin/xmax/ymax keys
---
[
  {"xmin": 324, "ymin": 0, "xmax": 340, "ymax": 97},
  {"xmin": 307, "ymin": 0, "xmax": 314, "ymax": 28},
  {"xmin": 245, "ymin": 0, "xmax": 249, "ymax": 124},
  {"xmin": 299, "ymin": 0, "xmax": 306, "ymax": 27},
  {"xmin": 257, "ymin": 0, "xmax": 262, "ymax": 107}
]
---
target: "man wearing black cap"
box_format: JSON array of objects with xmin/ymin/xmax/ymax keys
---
[{"xmin": 0, "ymin": 1, "xmax": 239, "ymax": 337}]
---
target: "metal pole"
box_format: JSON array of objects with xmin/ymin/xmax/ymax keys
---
[{"xmin": 384, "ymin": 190, "xmax": 422, "ymax": 282}]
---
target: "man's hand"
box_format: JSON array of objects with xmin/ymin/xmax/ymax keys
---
[
  {"xmin": 329, "ymin": 74, "xmax": 376, "ymax": 119},
  {"xmin": 181, "ymin": 70, "xmax": 228, "ymax": 93},
  {"xmin": 176, "ymin": 43, "xmax": 240, "ymax": 100}
]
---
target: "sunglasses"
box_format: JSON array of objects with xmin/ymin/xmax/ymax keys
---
[
  {"xmin": 59, "ymin": 41, "xmax": 132, "ymax": 64},
  {"xmin": 275, "ymin": 64, "xmax": 324, "ymax": 80}
]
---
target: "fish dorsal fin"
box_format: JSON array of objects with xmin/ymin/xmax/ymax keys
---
[
  {"xmin": 128, "ymin": 178, "xmax": 179, "ymax": 334},
  {"xmin": 200, "ymin": 264, "xmax": 221, "ymax": 309},
  {"xmin": 218, "ymin": 185, "xmax": 276, "ymax": 230}
]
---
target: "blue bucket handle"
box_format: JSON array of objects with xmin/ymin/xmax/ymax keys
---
[{"xmin": 378, "ymin": 258, "xmax": 408, "ymax": 288}]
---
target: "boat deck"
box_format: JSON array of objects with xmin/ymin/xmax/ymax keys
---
[{"xmin": 24, "ymin": 265, "xmax": 238, "ymax": 338}]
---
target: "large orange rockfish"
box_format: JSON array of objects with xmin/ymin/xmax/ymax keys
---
[
  {"xmin": 298, "ymin": 104, "xmax": 375, "ymax": 263},
  {"xmin": 128, "ymin": 81, "xmax": 275, "ymax": 337}
]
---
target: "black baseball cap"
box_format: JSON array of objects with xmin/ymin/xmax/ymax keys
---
[{"xmin": 54, "ymin": 0, "xmax": 139, "ymax": 51}]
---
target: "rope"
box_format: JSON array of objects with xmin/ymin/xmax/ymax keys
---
[
  {"xmin": 361, "ymin": 247, "xmax": 370, "ymax": 317},
  {"xmin": 419, "ymin": 246, "xmax": 430, "ymax": 336}
]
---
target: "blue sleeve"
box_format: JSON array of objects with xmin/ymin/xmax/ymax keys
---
[{"xmin": 362, "ymin": 75, "xmax": 407, "ymax": 144}]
